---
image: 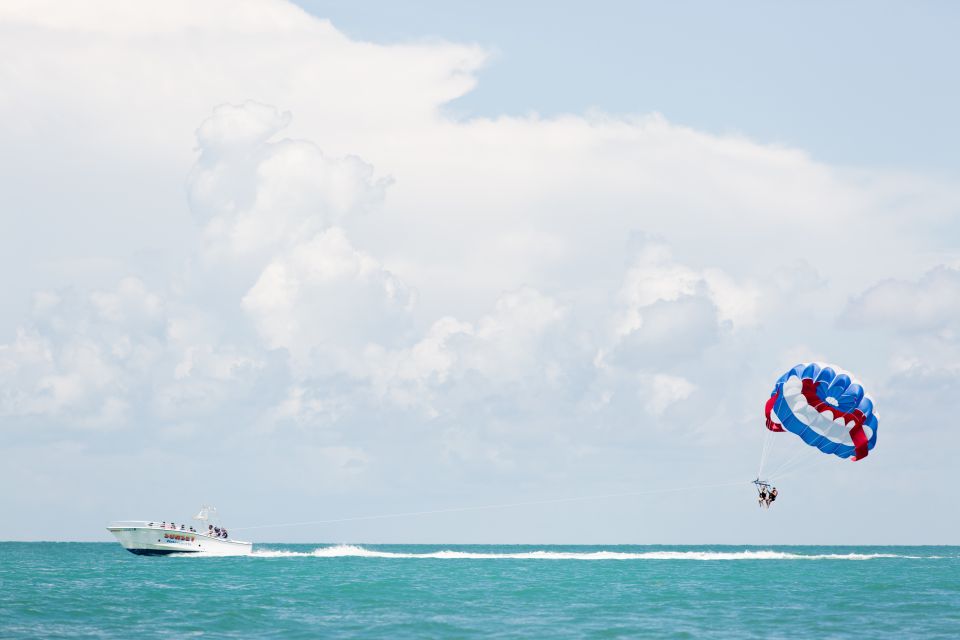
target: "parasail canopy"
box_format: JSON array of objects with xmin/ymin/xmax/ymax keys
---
[{"xmin": 764, "ymin": 362, "xmax": 878, "ymax": 461}]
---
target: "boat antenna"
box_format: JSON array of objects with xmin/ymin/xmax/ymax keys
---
[{"xmin": 193, "ymin": 505, "xmax": 217, "ymax": 522}]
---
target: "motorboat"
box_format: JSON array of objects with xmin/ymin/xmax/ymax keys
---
[{"xmin": 107, "ymin": 506, "xmax": 252, "ymax": 556}]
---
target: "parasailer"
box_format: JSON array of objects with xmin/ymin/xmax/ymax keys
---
[
  {"xmin": 754, "ymin": 362, "xmax": 879, "ymax": 506},
  {"xmin": 753, "ymin": 479, "xmax": 777, "ymax": 508},
  {"xmin": 766, "ymin": 486, "xmax": 777, "ymax": 507},
  {"xmin": 755, "ymin": 481, "xmax": 768, "ymax": 507}
]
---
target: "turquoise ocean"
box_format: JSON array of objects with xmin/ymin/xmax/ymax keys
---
[{"xmin": 2, "ymin": 543, "xmax": 958, "ymax": 638}]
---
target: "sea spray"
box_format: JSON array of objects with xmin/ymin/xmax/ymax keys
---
[{"xmin": 249, "ymin": 544, "xmax": 918, "ymax": 560}]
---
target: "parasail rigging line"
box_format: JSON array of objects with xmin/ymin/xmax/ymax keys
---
[
  {"xmin": 232, "ymin": 479, "xmax": 751, "ymax": 532},
  {"xmin": 768, "ymin": 450, "xmax": 831, "ymax": 483},
  {"xmin": 756, "ymin": 428, "xmax": 775, "ymax": 480},
  {"xmin": 766, "ymin": 442, "xmax": 823, "ymax": 480}
]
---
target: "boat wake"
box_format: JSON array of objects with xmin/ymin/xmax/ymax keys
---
[{"xmin": 249, "ymin": 545, "xmax": 917, "ymax": 560}]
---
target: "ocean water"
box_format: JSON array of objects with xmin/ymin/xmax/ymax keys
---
[{"xmin": 2, "ymin": 543, "xmax": 958, "ymax": 638}]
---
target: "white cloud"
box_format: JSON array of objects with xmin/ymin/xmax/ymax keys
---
[
  {"xmin": 189, "ymin": 102, "xmax": 391, "ymax": 269},
  {"xmin": 468, "ymin": 287, "xmax": 568, "ymax": 378},
  {"xmin": 0, "ymin": 0, "xmax": 488, "ymax": 166},
  {"xmin": 604, "ymin": 239, "xmax": 758, "ymax": 368},
  {"xmin": 642, "ymin": 373, "xmax": 697, "ymax": 416},
  {"xmin": 242, "ymin": 227, "xmax": 415, "ymax": 356},
  {"xmin": 264, "ymin": 384, "xmax": 351, "ymax": 429},
  {"xmin": 89, "ymin": 277, "xmax": 163, "ymax": 326},
  {"xmin": 840, "ymin": 265, "xmax": 960, "ymax": 436},
  {"xmin": 0, "ymin": 285, "xmax": 153, "ymax": 426},
  {"xmin": 0, "ymin": 277, "xmax": 278, "ymax": 430},
  {"xmin": 172, "ymin": 344, "xmax": 261, "ymax": 382},
  {"xmin": 616, "ymin": 239, "xmax": 759, "ymax": 333},
  {"xmin": 195, "ymin": 101, "xmax": 292, "ymax": 153},
  {"xmin": 613, "ymin": 296, "xmax": 720, "ymax": 366},
  {"xmin": 364, "ymin": 287, "xmax": 568, "ymax": 416},
  {"xmin": 842, "ymin": 265, "xmax": 960, "ymax": 334}
]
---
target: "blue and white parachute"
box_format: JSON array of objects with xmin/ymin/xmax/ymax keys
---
[{"xmin": 764, "ymin": 362, "xmax": 878, "ymax": 461}]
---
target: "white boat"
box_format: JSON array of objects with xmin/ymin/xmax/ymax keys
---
[{"xmin": 107, "ymin": 506, "xmax": 252, "ymax": 556}]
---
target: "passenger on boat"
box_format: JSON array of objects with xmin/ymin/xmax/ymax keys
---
[{"xmin": 208, "ymin": 525, "xmax": 214, "ymax": 536}]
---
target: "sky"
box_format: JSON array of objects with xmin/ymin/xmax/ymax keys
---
[{"xmin": 1, "ymin": 0, "xmax": 958, "ymax": 544}]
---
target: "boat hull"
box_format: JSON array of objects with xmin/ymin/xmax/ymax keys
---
[{"xmin": 107, "ymin": 522, "xmax": 252, "ymax": 556}]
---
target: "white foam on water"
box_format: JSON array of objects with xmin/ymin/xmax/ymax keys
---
[{"xmin": 249, "ymin": 545, "xmax": 920, "ymax": 560}]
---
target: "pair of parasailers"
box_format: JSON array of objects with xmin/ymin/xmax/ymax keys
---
[{"xmin": 757, "ymin": 484, "xmax": 778, "ymax": 508}]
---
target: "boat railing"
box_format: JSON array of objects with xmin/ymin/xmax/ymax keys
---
[
  {"xmin": 107, "ymin": 520, "xmax": 152, "ymax": 528},
  {"xmin": 106, "ymin": 519, "xmax": 234, "ymax": 539}
]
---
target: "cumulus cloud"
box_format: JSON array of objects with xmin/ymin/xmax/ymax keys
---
[
  {"xmin": 0, "ymin": 280, "xmax": 164, "ymax": 427},
  {"xmin": 840, "ymin": 265, "xmax": 960, "ymax": 435},
  {"xmin": 243, "ymin": 227, "xmax": 415, "ymax": 356},
  {"xmin": 195, "ymin": 101, "xmax": 293, "ymax": 153},
  {"xmin": 0, "ymin": 274, "xmax": 283, "ymax": 435},
  {"xmin": 604, "ymin": 239, "xmax": 758, "ymax": 368},
  {"xmin": 0, "ymin": 0, "xmax": 489, "ymax": 158},
  {"xmin": 842, "ymin": 265, "xmax": 960, "ymax": 334},
  {"xmin": 363, "ymin": 287, "xmax": 568, "ymax": 416},
  {"xmin": 642, "ymin": 373, "xmax": 697, "ymax": 416},
  {"xmin": 612, "ymin": 296, "xmax": 720, "ymax": 366},
  {"xmin": 189, "ymin": 101, "xmax": 391, "ymax": 269}
]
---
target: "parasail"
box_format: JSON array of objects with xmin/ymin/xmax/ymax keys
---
[{"xmin": 764, "ymin": 362, "xmax": 878, "ymax": 461}]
